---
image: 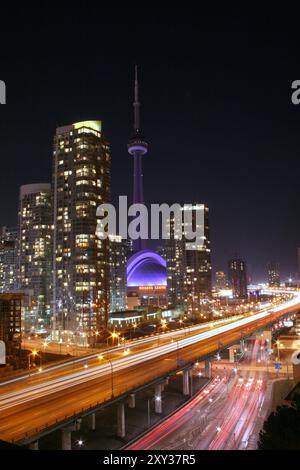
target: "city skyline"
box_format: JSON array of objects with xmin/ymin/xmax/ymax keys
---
[
  {"xmin": 0, "ymin": 7, "xmax": 299, "ymax": 282},
  {"xmin": 1, "ymin": 4, "xmax": 300, "ymax": 456}
]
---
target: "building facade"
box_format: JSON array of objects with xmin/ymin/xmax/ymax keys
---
[
  {"xmin": 0, "ymin": 226, "xmax": 18, "ymax": 293},
  {"xmin": 165, "ymin": 204, "xmax": 212, "ymax": 313},
  {"xmin": 228, "ymin": 258, "xmax": 248, "ymax": 299},
  {"xmin": 52, "ymin": 121, "xmax": 110, "ymax": 338},
  {"xmin": 109, "ymin": 235, "xmax": 129, "ymax": 313},
  {"xmin": 184, "ymin": 204, "xmax": 212, "ymax": 313},
  {"xmin": 215, "ymin": 271, "xmax": 227, "ymax": 290},
  {"xmin": 17, "ymin": 184, "xmax": 52, "ymax": 329},
  {"xmin": 0, "ymin": 293, "xmax": 22, "ymax": 362},
  {"xmin": 164, "ymin": 220, "xmax": 186, "ymax": 308},
  {"xmin": 267, "ymin": 261, "xmax": 280, "ymax": 287}
]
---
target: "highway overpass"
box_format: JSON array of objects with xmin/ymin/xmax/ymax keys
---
[{"xmin": 0, "ymin": 291, "xmax": 299, "ymax": 446}]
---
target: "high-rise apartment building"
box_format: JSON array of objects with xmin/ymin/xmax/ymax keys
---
[
  {"xmin": 0, "ymin": 226, "xmax": 18, "ymax": 293},
  {"xmin": 267, "ymin": 261, "xmax": 280, "ymax": 287},
  {"xmin": 164, "ymin": 219, "xmax": 186, "ymax": 308},
  {"xmin": 184, "ymin": 204, "xmax": 212, "ymax": 313},
  {"xmin": 17, "ymin": 184, "xmax": 52, "ymax": 328},
  {"xmin": 109, "ymin": 235, "xmax": 129, "ymax": 313},
  {"xmin": 52, "ymin": 121, "xmax": 110, "ymax": 337},
  {"xmin": 228, "ymin": 258, "xmax": 248, "ymax": 299},
  {"xmin": 165, "ymin": 204, "xmax": 212, "ymax": 312}
]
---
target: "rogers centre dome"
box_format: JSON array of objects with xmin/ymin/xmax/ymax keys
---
[{"xmin": 127, "ymin": 250, "xmax": 167, "ymax": 287}]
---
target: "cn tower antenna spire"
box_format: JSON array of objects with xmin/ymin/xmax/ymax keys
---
[
  {"xmin": 128, "ymin": 65, "xmax": 149, "ymax": 252},
  {"xmin": 134, "ymin": 64, "xmax": 140, "ymax": 132}
]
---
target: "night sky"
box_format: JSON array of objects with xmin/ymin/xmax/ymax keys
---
[{"xmin": 0, "ymin": 5, "xmax": 300, "ymax": 283}]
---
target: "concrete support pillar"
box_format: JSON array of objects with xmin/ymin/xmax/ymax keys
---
[
  {"xmin": 205, "ymin": 358, "xmax": 212, "ymax": 378},
  {"xmin": 61, "ymin": 423, "xmax": 78, "ymax": 450},
  {"xmin": 183, "ymin": 369, "xmax": 190, "ymax": 396},
  {"xmin": 240, "ymin": 339, "xmax": 245, "ymax": 353},
  {"xmin": 189, "ymin": 368, "xmax": 194, "ymax": 396},
  {"xmin": 263, "ymin": 330, "xmax": 272, "ymax": 344},
  {"xmin": 155, "ymin": 384, "xmax": 162, "ymax": 413},
  {"xmin": 61, "ymin": 428, "xmax": 72, "ymax": 450},
  {"xmin": 117, "ymin": 403, "xmax": 126, "ymax": 438},
  {"xmin": 29, "ymin": 441, "xmax": 39, "ymax": 450},
  {"xmin": 88, "ymin": 412, "xmax": 96, "ymax": 431},
  {"xmin": 229, "ymin": 346, "xmax": 235, "ymax": 363},
  {"xmin": 128, "ymin": 393, "xmax": 136, "ymax": 409},
  {"xmin": 165, "ymin": 377, "xmax": 169, "ymax": 386}
]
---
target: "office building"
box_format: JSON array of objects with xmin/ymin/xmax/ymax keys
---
[{"xmin": 52, "ymin": 120, "xmax": 110, "ymax": 338}]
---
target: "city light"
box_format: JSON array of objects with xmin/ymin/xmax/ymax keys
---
[{"xmin": 0, "ymin": 18, "xmax": 299, "ymax": 454}]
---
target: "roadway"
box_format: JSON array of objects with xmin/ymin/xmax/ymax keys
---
[
  {"xmin": 0, "ymin": 292, "xmax": 299, "ymax": 444},
  {"xmin": 126, "ymin": 338, "xmax": 271, "ymax": 450},
  {"xmin": 127, "ymin": 372, "xmax": 268, "ymax": 450}
]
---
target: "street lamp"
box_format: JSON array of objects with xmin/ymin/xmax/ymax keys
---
[
  {"xmin": 110, "ymin": 331, "xmax": 119, "ymax": 347},
  {"xmin": 28, "ymin": 349, "xmax": 38, "ymax": 370}
]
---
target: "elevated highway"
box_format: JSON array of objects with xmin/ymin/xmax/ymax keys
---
[{"xmin": 0, "ymin": 291, "xmax": 299, "ymax": 444}]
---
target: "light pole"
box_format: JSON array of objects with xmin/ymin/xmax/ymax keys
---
[
  {"xmin": 276, "ymin": 340, "xmax": 281, "ymax": 361},
  {"xmin": 198, "ymin": 371, "xmax": 203, "ymax": 385},
  {"xmin": 42, "ymin": 341, "xmax": 48, "ymax": 368},
  {"xmin": 157, "ymin": 320, "xmax": 167, "ymax": 346},
  {"xmin": 286, "ymin": 360, "xmax": 290, "ymax": 380},
  {"xmin": 98, "ymin": 355, "xmax": 114, "ymax": 398},
  {"xmin": 147, "ymin": 399, "xmax": 151, "ymax": 427},
  {"xmin": 147, "ymin": 395, "xmax": 162, "ymax": 427},
  {"xmin": 176, "ymin": 340, "xmax": 180, "ymax": 368},
  {"xmin": 110, "ymin": 331, "xmax": 119, "ymax": 348}
]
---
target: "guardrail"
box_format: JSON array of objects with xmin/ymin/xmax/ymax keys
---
[{"xmin": 9, "ymin": 303, "xmax": 300, "ymax": 445}]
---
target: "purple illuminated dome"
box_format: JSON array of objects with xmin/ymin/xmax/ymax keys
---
[{"xmin": 127, "ymin": 250, "xmax": 167, "ymax": 287}]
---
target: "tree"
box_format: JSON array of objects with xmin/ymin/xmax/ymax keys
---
[{"xmin": 258, "ymin": 394, "xmax": 300, "ymax": 449}]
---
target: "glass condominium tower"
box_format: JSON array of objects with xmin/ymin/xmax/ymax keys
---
[
  {"xmin": 52, "ymin": 121, "xmax": 110, "ymax": 338},
  {"xmin": 17, "ymin": 184, "xmax": 52, "ymax": 328}
]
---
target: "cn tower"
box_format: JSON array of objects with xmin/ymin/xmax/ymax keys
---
[{"xmin": 127, "ymin": 65, "xmax": 148, "ymax": 252}]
